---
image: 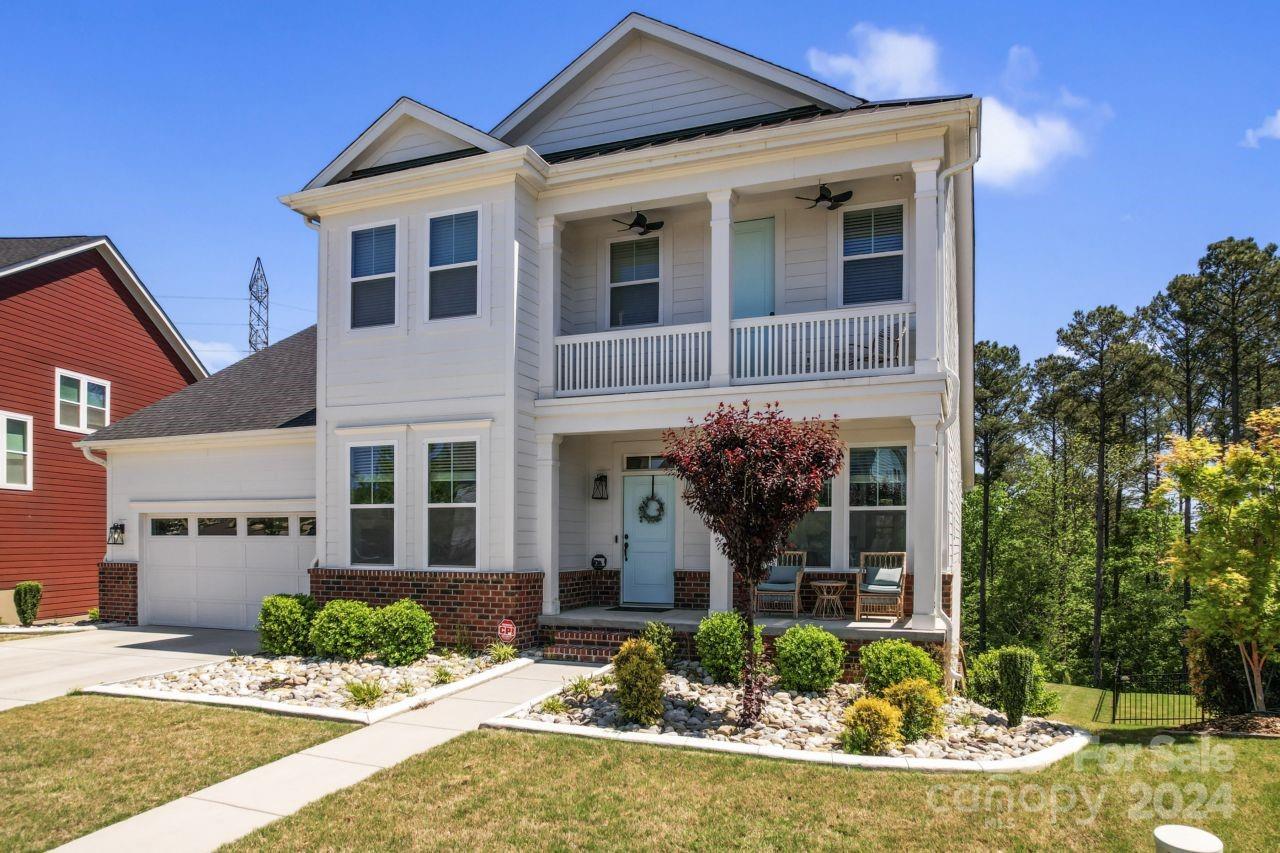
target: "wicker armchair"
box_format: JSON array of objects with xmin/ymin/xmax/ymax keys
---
[
  {"xmin": 754, "ymin": 550, "xmax": 807, "ymax": 617},
  {"xmin": 855, "ymin": 551, "xmax": 907, "ymax": 620}
]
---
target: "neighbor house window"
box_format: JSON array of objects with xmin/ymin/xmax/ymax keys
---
[
  {"xmin": 150, "ymin": 518, "xmax": 189, "ymax": 536},
  {"xmin": 350, "ymin": 444, "xmax": 394, "ymax": 565},
  {"xmin": 248, "ymin": 517, "xmax": 289, "ymax": 536},
  {"xmin": 608, "ymin": 237, "xmax": 659, "ymax": 327},
  {"xmin": 841, "ymin": 205, "xmax": 904, "ymax": 305},
  {"xmin": 299, "ymin": 516, "xmax": 317, "ymax": 536},
  {"xmin": 788, "ymin": 479, "xmax": 831, "ymax": 568},
  {"xmin": 426, "ymin": 441, "xmax": 477, "ymax": 567},
  {"xmin": 350, "ymin": 224, "xmax": 396, "ymax": 328},
  {"xmin": 198, "ymin": 517, "xmax": 237, "ymax": 536},
  {"xmin": 427, "ymin": 210, "xmax": 479, "ymax": 320},
  {"xmin": 848, "ymin": 447, "xmax": 907, "ymax": 565},
  {"xmin": 56, "ymin": 370, "xmax": 110, "ymax": 432},
  {"xmin": 2, "ymin": 412, "xmax": 33, "ymax": 490}
]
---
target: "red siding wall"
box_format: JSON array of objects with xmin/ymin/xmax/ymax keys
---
[{"xmin": 0, "ymin": 250, "xmax": 198, "ymax": 618}]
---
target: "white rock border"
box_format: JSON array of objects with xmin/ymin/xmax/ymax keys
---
[
  {"xmin": 480, "ymin": 671, "xmax": 1093, "ymax": 774},
  {"xmin": 83, "ymin": 656, "xmax": 534, "ymax": 724},
  {"xmin": 0, "ymin": 623, "xmax": 113, "ymax": 635}
]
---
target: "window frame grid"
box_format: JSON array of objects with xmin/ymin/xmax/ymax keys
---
[
  {"xmin": 837, "ymin": 200, "xmax": 908, "ymax": 308},
  {"xmin": 54, "ymin": 368, "xmax": 111, "ymax": 434},
  {"xmin": 605, "ymin": 233, "xmax": 662, "ymax": 329},
  {"xmin": 846, "ymin": 443, "xmax": 909, "ymax": 569},
  {"xmin": 425, "ymin": 206, "xmax": 483, "ymax": 323},
  {"xmin": 346, "ymin": 439, "xmax": 399, "ymax": 568},
  {"xmin": 424, "ymin": 439, "xmax": 479, "ymax": 569},
  {"xmin": 347, "ymin": 220, "xmax": 400, "ymax": 332},
  {"xmin": 2, "ymin": 410, "xmax": 34, "ymax": 491}
]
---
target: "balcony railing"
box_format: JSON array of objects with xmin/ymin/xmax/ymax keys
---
[{"xmin": 552, "ymin": 305, "xmax": 914, "ymax": 397}]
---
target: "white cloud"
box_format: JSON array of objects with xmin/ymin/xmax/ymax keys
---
[
  {"xmin": 977, "ymin": 96, "xmax": 1085, "ymax": 188},
  {"xmin": 190, "ymin": 339, "xmax": 243, "ymax": 373},
  {"xmin": 1000, "ymin": 45, "xmax": 1040, "ymax": 94},
  {"xmin": 1242, "ymin": 108, "xmax": 1280, "ymax": 148},
  {"xmin": 805, "ymin": 23, "xmax": 942, "ymax": 100}
]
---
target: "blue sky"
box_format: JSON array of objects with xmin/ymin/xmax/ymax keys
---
[{"xmin": 3, "ymin": 2, "xmax": 1277, "ymax": 370}]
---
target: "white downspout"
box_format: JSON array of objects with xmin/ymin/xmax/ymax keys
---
[{"xmin": 79, "ymin": 445, "xmax": 107, "ymax": 468}]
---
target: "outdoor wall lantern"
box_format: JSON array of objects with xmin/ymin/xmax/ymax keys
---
[
  {"xmin": 591, "ymin": 473, "xmax": 609, "ymax": 501},
  {"xmin": 107, "ymin": 522, "xmax": 125, "ymax": 545}
]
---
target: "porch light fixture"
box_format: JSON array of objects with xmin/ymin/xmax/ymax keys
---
[
  {"xmin": 591, "ymin": 473, "xmax": 609, "ymax": 501},
  {"xmin": 795, "ymin": 183, "xmax": 852, "ymax": 211},
  {"xmin": 107, "ymin": 522, "xmax": 125, "ymax": 545}
]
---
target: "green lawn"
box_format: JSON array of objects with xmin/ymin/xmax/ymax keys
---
[
  {"xmin": 226, "ymin": 683, "xmax": 1278, "ymax": 851},
  {"xmin": 1, "ymin": 695, "xmax": 354, "ymax": 853}
]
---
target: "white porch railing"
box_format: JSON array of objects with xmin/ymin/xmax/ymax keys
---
[
  {"xmin": 554, "ymin": 323, "xmax": 712, "ymax": 396},
  {"xmin": 731, "ymin": 304, "xmax": 915, "ymax": 383}
]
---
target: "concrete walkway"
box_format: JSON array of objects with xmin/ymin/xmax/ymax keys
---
[
  {"xmin": 58, "ymin": 659, "xmax": 597, "ymax": 852},
  {"xmin": 0, "ymin": 625, "xmax": 254, "ymax": 710}
]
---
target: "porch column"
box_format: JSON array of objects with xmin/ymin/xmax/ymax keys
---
[
  {"xmin": 908, "ymin": 414, "xmax": 942, "ymax": 629},
  {"xmin": 911, "ymin": 159, "xmax": 941, "ymax": 375},
  {"xmin": 707, "ymin": 189, "xmax": 736, "ymax": 386},
  {"xmin": 536, "ymin": 433, "xmax": 563, "ymax": 615},
  {"xmin": 537, "ymin": 217, "xmax": 564, "ymax": 398},
  {"xmin": 709, "ymin": 535, "xmax": 732, "ymax": 612}
]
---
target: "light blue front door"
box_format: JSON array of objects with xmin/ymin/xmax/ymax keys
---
[
  {"xmin": 622, "ymin": 475, "xmax": 676, "ymax": 605},
  {"xmin": 733, "ymin": 218, "xmax": 775, "ymax": 319}
]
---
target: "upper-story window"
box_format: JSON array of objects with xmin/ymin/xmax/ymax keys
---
[
  {"xmin": 351, "ymin": 224, "xmax": 397, "ymax": 329},
  {"xmin": 56, "ymin": 369, "xmax": 109, "ymax": 433},
  {"xmin": 427, "ymin": 211, "xmax": 480, "ymax": 320},
  {"xmin": 608, "ymin": 237, "xmax": 660, "ymax": 327},
  {"xmin": 841, "ymin": 205, "xmax": 904, "ymax": 305},
  {"xmin": 3, "ymin": 412, "xmax": 33, "ymax": 491}
]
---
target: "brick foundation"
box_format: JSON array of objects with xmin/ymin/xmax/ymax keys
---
[
  {"xmin": 558, "ymin": 568, "xmax": 621, "ymax": 609},
  {"xmin": 309, "ymin": 568, "xmax": 543, "ymax": 649},
  {"xmin": 674, "ymin": 570, "xmax": 710, "ymax": 609},
  {"xmin": 595, "ymin": 569, "xmax": 620, "ymax": 607},
  {"xmin": 98, "ymin": 561, "xmax": 138, "ymax": 625}
]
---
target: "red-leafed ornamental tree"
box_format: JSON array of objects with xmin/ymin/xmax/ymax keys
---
[{"xmin": 664, "ymin": 402, "xmax": 844, "ymax": 723}]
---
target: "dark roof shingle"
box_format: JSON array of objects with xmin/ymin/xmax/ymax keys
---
[
  {"xmin": 0, "ymin": 236, "xmax": 102, "ymax": 273},
  {"xmin": 87, "ymin": 325, "xmax": 316, "ymax": 442}
]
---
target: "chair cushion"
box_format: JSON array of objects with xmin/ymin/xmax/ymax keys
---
[
  {"xmin": 758, "ymin": 582, "xmax": 797, "ymax": 592},
  {"xmin": 862, "ymin": 564, "xmax": 903, "ymax": 587},
  {"xmin": 766, "ymin": 564, "xmax": 800, "ymax": 584},
  {"xmin": 860, "ymin": 582, "xmax": 901, "ymax": 594}
]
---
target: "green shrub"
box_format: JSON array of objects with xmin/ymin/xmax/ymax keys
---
[
  {"xmin": 433, "ymin": 667, "xmax": 456, "ymax": 685},
  {"xmin": 258, "ymin": 594, "xmax": 319, "ymax": 656},
  {"xmin": 774, "ymin": 624, "xmax": 845, "ymax": 693},
  {"xmin": 859, "ymin": 639, "xmax": 941, "ymax": 695},
  {"xmin": 486, "ymin": 642, "xmax": 518, "ymax": 664},
  {"xmin": 308, "ymin": 599, "xmax": 375, "ymax": 660},
  {"xmin": 967, "ymin": 646, "xmax": 1060, "ymax": 717},
  {"xmin": 613, "ymin": 638, "xmax": 665, "ymax": 724},
  {"xmin": 344, "ymin": 679, "xmax": 384, "ymax": 708},
  {"xmin": 539, "ymin": 695, "xmax": 570, "ymax": 714},
  {"xmin": 1186, "ymin": 630, "xmax": 1276, "ymax": 717},
  {"xmin": 694, "ymin": 611, "xmax": 763, "ymax": 684},
  {"xmin": 840, "ymin": 696, "xmax": 903, "ymax": 755},
  {"xmin": 370, "ymin": 599, "xmax": 435, "ymax": 666},
  {"xmin": 565, "ymin": 675, "xmax": 598, "ymax": 700},
  {"xmin": 882, "ymin": 677, "xmax": 945, "ymax": 742},
  {"xmin": 639, "ymin": 621, "xmax": 677, "ymax": 669},
  {"xmin": 86, "ymin": 607, "xmax": 100, "ymax": 622},
  {"xmin": 997, "ymin": 647, "xmax": 1037, "ymax": 726},
  {"xmin": 13, "ymin": 581, "xmax": 41, "ymax": 626}
]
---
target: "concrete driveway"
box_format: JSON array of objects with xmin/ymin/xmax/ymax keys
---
[{"xmin": 0, "ymin": 625, "xmax": 257, "ymax": 711}]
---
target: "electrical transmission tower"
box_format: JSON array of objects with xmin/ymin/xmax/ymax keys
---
[{"xmin": 248, "ymin": 257, "xmax": 269, "ymax": 352}]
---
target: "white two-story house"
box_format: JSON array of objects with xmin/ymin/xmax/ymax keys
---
[{"xmin": 83, "ymin": 14, "xmax": 977, "ymax": 664}]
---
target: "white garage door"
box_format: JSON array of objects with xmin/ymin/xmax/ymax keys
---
[{"xmin": 142, "ymin": 514, "xmax": 315, "ymax": 630}]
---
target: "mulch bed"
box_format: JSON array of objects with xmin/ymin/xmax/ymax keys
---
[{"xmin": 1172, "ymin": 713, "xmax": 1280, "ymax": 737}]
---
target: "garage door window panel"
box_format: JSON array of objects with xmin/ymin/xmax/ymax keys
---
[
  {"xmin": 150, "ymin": 517, "xmax": 189, "ymax": 536},
  {"xmin": 248, "ymin": 517, "xmax": 289, "ymax": 536},
  {"xmin": 299, "ymin": 516, "xmax": 316, "ymax": 536},
  {"xmin": 198, "ymin": 517, "xmax": 237, "ymax": 536},
  {"xmin": 350, "ymin": 443, "xmax": 395, "ymax": 566}
]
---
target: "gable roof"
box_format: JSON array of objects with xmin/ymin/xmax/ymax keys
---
[
  {"xmin": 490, "ymin": 12, "xmax": 863, "ymax": 145},
  {"xmin": 84, "ymin": 325, "xmax": 316, "ymax": 443},
  {"xmin": 304, "ymin": 97, "xmax": 508, "ymax": 190},
  {"xmin": 0, "ymin": 236, "xmax": 207, "ymax": 379}
]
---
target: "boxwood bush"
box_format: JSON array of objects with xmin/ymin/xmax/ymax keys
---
[
  {"xmin": 840, "ymin": 696, "xmax": 903, "ymax": 755},
  {"xmin": 639, "ymin": 620, "xmax": 676, "ymax": 669},
  {"xmin": 13, "ymin": 581, "xmax": 42, "ymax": 626},
  {"xmin": 258, "ymin": 593, "xmax": 319, "ymax": 656},
  {"xmin": 694, "ymin": 611, "xmax": 763, "ymax": 684},
  {"xmin": 858, "ymin": 638, "xmax": 941, "ymax": 695},
  {"xmin": 967, "ymin": 645, "xmax": 1060, "ymax": 718},
  {"xmin": 774, "ymin": 624, "xmax": 845, "ymax": 692},
  {"xmin": 370, "ymin": 599, "xmax": 436, "ymax": 666},
  {"xmin": 309, "ymin": 599, "xmax": 375, "ymax": 660},
  {"xmin": 882, "ymin": 677, "xmax": 944, "ymax": 742},
  {"xmin": 996, "ymin": 647, "xmax": 1038, "ymax": 726},
  {"xmin": 613, "ymin": 637, "xmax": 664, "ymax": 724}
]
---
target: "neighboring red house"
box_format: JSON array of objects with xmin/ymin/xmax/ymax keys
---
[{"xmin": 0, "ymin": 237, "xmax": 205, "ymax": 619}]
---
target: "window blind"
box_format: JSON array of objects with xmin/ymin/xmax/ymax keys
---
[
  {"xmin": 352, "ymin": 225, "xmax": 396, "ymax": 278},
  {"xmin": 610, "ymin": 238, "xmax": 659, "ymax": 283},
  {"xmin": 351, "ymin": 277, "xmax": 396, "ymax": 328},
  {"xmin": 429, "ymin": 211, "xmax": 478, "ymax": 267}
]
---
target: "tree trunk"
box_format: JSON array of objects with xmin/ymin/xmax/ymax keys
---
[
  {"xmin": 1243, "ymin": 642, "xmax": 1268, "ymax": 713},
  {"xmin": 1231, "ymin": 336, "xmax": 1242, "ymax": 442},
  {"xmin": 980, "ymin": 457, "xmax": 991, "ymax": 652},
  {"xmin": 739, "ymin": 581, "xmax": 763, "ymax": 725},
  {"xmin": 1091, "ymin": 423, "xmax": 1107, "ymax": 687}
]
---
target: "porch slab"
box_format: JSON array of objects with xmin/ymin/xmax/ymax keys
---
[{"xmin": 540, "ymin": 606, "xmax": 946, "ymax": 641}]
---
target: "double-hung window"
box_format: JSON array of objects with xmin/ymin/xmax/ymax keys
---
[
  {"xmin": 848, "ymin": 447, "xmax": 907, "ymax": 565},
  {"xmin": 3, "ymin": 412, "xmax": 33, "ymax": 490},
  {"xmin": 350, "ymin": 444, "xmax": 395, "ymax": 565},
  {"xmin": 350, "ymin": 224, "xmax": 397, "ymax": 328},
  {"xmin": 841, "ymin": 205, "xmax": 904, "ymax": 305},
  {"xmin": 428, "ymin": 211, "xmax": 479, "ymax": 320},
  {"xmin": 608, "ymin": 237, "xmax": 659, "ymax": 327},
  {"xmin": 56, "ymin": 370, "xmax": 109, "ymax": 432},
  {"xmin": 787, "ymin": 479, "xmax": 832, "ymax": 568},
  {"xmin": 426, "ymin": 441, "xmax": 477, "ymax": 567}
]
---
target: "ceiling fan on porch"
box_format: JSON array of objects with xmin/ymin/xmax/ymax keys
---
[
  {"xmin": 612, "ymin": 211, "xmax": 664, "ymax": 235},
  {"xmin": 795, "ymin": 183, "xmax": 852, "ymax": 210}
]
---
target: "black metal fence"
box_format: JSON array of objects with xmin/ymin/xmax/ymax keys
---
[{"xmin": 1109, "ymin": 666, "xmax": 1207, "ymax": 725}]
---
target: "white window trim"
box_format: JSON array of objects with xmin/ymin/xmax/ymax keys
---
[
  {"xmin": 789, "ymin": 480, "xmax": 833, "ymax": 569},
  {"xmin": 55, "ymin": 368, "xmax": 111, "ymax": 434},
  {"xmin": 425, "ymin": 205, "xmax": 485, "ymax": 325},
  {"xmin": 347, "ymin": 219, "xmax": 402, "ymax": 334},
  {"xmin": 845, "ymin": 442, "xmax": 909, "ymax": 571},
  {"xmin": 603, "ymin": 232, "xmax": 664, "ymax": 329},
  {"xmin": 346, "ymin": 439, "xmax": 400, "ymax": 568},
  {"xmin": 421, "ymin": 432, "xmax": 489, "ymax": 570},
  {"xmin": 833, "ymin": 199, "xmax": 910, "ymax": 309},
  {"xmin": 1, "ymin": 410, "xmax": 34, "ymax": 491}
]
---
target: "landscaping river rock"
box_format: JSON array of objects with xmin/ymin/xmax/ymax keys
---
[
  {"xmin": 517, "ymin": 661, "xmax": 1074, "ymax": 760},
  {"xmin": 118, "ymin": 651, "xmax": 494, "ymax": 711}
]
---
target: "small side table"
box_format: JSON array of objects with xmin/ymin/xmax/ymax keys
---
[{"xmin": 811, "ymin": 580, "xmax": 847, "ymax": 619}]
